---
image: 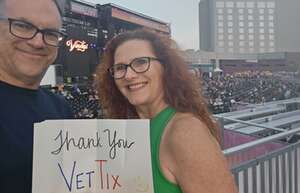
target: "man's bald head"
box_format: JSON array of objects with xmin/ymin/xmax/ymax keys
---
[
  {"xmin": 0, "ymin": 0, "xmax": 64, "ymax": 16},
  {"xmin": 0, "ymin": 0, "xmax": 4, "ymax": 16},
  {"xmin": 0, "ymin": 0, "xmax": 64, "ymax": 89}
]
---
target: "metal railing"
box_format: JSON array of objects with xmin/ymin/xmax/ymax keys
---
[
  {"xmin": 218, "ymin": 116, "xmax": 300, "ymax": 193},
  {"xmin": 230, "ymin": 141, "xmax": 300, "ymax": 193}
]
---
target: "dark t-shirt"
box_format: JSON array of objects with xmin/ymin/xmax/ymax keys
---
[{"xmin": 0, "ymin": 81, "xmax": 73, "ymax": 193}]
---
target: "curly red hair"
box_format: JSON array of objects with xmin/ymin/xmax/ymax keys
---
[{"xmin": 94, "ymin": 29, "xmax": 221, "ymax": 143}]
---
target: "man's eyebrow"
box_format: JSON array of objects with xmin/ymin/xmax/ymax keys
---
[
  {"xmin": 13, "ymin": 17, "xmax": 30, "ymax": 23},
  {"xmin": 13, "ymin": 17, "xmax": 61, "ymax": 31}
]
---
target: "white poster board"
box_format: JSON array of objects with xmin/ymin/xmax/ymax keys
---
[{"xmin": 32, "ymin": 119, "xmax": 154, "ymax": 193}]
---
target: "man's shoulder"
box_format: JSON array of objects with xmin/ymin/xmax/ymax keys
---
[
  {"xmin": 39, "ymin": 88, "xmax": 74, "ymax": 118},
  {"xmin": 39, "ymin": 87, "xmax": 64, "ymax": 101}
]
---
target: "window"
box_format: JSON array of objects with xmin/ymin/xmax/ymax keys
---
[
  {"xmin": 228, "ymin": 28, "xmax": 233, "ymax": 33},
  {"xmin": 269, "ymin": 15, "xmax": 274, "ymax": 20},
  {"xmin": 269, "ymin": 29, "xmax": 274, "ymax": 34},
  {"xmin": 239, "ymin": 35, "xmax": 245, "ymax": 40},
  {"xmin": 218, "ymin": 34, "xmax": 224, "ymax": 40},
  {"xmin": 228, "ymin": 35, "xmax": 233, "ymax": 40},
  {"xmin": 218, "ymin": 15, "xmax": 224, "ymax": 20},
  {"xmin": 239, "ymin": 41, "xmax": 245, "ymax": 46},
  {"xmin": 268, "ymin": 9, "xmax": 274, "ymax": 14},
  {"xmin": 249, "ymin": 28, "xmax": 254, "ymax": 33},
  {"xmin": 217, "ymin": 9, "xmax": 224, "ymax": 14},
  {"xmin": 239, "ymin": 15, "xmax": 244, "ymax": 20},
  {"xmin": 218, "ymin": 41, "xmax": 224, "ymax": 47},
  {"xmin": 269, "ymin": 22, "xmax": 274, "ymax": 27},
  {"xmin": 228, "ymin": 48, "xmax": 234, "ymax": 53},
  {"xmin": 249, "ymin": 41, "xmax": 254, "ymax": 47},
  {"xmin": 228, "ymin": 41, "xmax": 234, "ymax": 47},
  {"xmin": 218, "ymin": 22, "xmax": 224, "ymax": 27},
  {"xmin": 259, "ymin": 15, "xmax": 265, "ymax": 20},
  {"xmin": 267, "ymin": 2, "xmax": 275, "ymax": 8},
  {"xmin": 246, "ymin": 2, "xmax": 255, "ymax": 8},
  {"xmin": 226, "ymin": 2, "xmax": 234, "ymax": 8},
  {"xmin": 259, "ymin": 28, "xmax": 265, "ymax": 33},
  {"xmin": 216, "ymin": 1, "xmax": 225, "ymax": 8},
  {"xmin": 260, "ymin": 34, "xmax": 265, "ymax": 40},
  {"xmin": 236, "ymin": 2, "xmax": 245, "ymax": 8},
  {"xmin": 260, "ymin": 42, "xmax": 265, "ymax": 47},
  {"xmin": 239, "ymin": 22, "xmax": 244, "ymax": 27},
  {"xmin": 228, "ymin": 22, "xmax": 233, "ymax": 27},
  {"xmin": 259, "ymin": 22, "xmax": 264, "ymax": 27},
  {"xmin": 257, "ymin": 2, "xmax": 266, "ymax": 8},
  {"xmin": 248, "ymin": 9, "xmax": 253, "ymax": 14},
  {"xmin": 269, "ymin": 48, "xmax": 275, "ymax": 52},
  {"xmin": 248, "ymin": 22, "xmax": 254, "ymax": 27},
  {"xmin": 228, "ymin": 15, "xmax": 233, "ymax": 20},
  {"xmin": 269, "ymin": 35, "xmax": 274, "ymax": 40},
  {"xmin": 248, "ymin": 15, "xmax": 254, "ymax": 20},
  {"xmin": 218, "ymin": 47, "xmax": 225, "ymax": 52},
  {"xmin": 239, "ymin": 28, "xmax": 244, "ymax": 33},
  {"xmin": 218, "ymin": 28, "xmax": 224, "ymax": 33},
  {"xmin": 249, "ymin": 48, "xmax": 254, "ymax": 52},
  {"xmin": 269, "ymin": 42, "xmax": 274, "ymax": 47},
  {"xmin": 249, "ymin": 35, "xmax": 254, "ymax": 40},
  {"xmin": 238, "ymin": 9, "xmax": 244, "ymax": 14},
  {"xmin": 227, "ymin": 8, "xmax": 233, "ymax": 14},
  {"xmin": 259, "ymin": 9, "xmax": 265, "ymax": 14}
]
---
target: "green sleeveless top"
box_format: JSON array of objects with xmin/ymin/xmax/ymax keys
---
[{"xmin": 150, "ymin": 107, "xmax": 182, "ymax": 193}]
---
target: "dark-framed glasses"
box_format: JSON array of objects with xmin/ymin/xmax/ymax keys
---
[
  {"xmin": 108, "ymin": 56, "xmax": 161, "ymax": 79},
  {"xmin": 0, "ymin": 16, "xmax": 66, "ymax": 47}
]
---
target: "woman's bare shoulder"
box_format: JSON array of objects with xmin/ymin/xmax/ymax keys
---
[
  {"xmin": 164, "ymin": 112, "xmax": 222, "ymax": 159},
  {"xmin": 163, "ymin": 113, "xmax": 237, "ymax": 193},
  {"xmin": 167, "ymin": 112, "xmax": 215, "ymax": 142}
]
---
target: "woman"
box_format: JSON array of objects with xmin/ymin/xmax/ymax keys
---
[{"xmin": 95, "ymin": 29, "xmax": 237, "ymax": 193}]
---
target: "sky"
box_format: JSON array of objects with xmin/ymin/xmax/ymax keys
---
[{"xmin": 86, "ymin": 0, "xmax": 200, "ymax": 50}]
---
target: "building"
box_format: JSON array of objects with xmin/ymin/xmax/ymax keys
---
[
  {"xmin": 54, "ymin": 0, "xmax": 171, "ymax": 83},
  {"xmin": 219, "ymin": 52, "xmax": 300, "ymax": 74},
  {"xmin": 199, "ymin": 0, "xmax": 300, "ymax": 54}
]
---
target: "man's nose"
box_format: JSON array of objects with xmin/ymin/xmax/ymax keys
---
[{"xmin": 26, "ymin": 32, "xmax": 46, "ymax": 48}]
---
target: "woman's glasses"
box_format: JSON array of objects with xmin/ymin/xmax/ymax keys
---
[{"xmin": 108, "ymin": 56, "xmax": 161, "ymax": 79}]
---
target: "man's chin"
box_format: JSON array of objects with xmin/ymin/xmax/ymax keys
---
[{"xmin": 16, "ymin": 70, "xmax": 45, "ymax": 84}]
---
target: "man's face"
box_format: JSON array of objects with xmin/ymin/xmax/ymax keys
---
[{"xmin": 0, "ymin": 0, "xmax": 62, "ymax": 89}]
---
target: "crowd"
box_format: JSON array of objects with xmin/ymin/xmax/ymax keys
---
[
  {"xmin": 203, "ymin": 71, "xmax": 300, "ymax": 114},
  {"xmin": 0, "ymin": 0, "xmax": 295, "ymax": 191},
  {"xmin": 48, "ymin": 71, "xmax": 300, "ymax": 118},
  {"xmin": 50, "ymin": 84, "xmax": 102, "ymax": 118}
]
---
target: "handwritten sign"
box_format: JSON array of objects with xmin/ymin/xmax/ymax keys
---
[{"xmin": 32, "ymin": 119, "xmax": 154, "ymax": 193}]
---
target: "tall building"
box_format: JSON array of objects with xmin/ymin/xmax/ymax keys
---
[{"xmin": 199, "ymin": 0, "xmax": 300, "ymax": 54}]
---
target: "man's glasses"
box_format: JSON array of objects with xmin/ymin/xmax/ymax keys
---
[
  {"xmin": 108, "ymin": 57, "xmax": 161, "ymax": 79},
  {"xmin": 0, "ymin": 16, "xmax": 66, "ymax": 47}
]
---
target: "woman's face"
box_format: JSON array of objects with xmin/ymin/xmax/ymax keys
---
[{"xmin": 113, "ymin": 39, "xmax": 165, "ymax": 109}]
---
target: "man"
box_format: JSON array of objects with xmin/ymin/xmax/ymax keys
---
[{"xmin": 0, "ymin": 0, "xmax": 72, "ymax": 192}]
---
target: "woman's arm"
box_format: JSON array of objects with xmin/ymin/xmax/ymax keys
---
[{"xmin": 164, "ymin": 115, "xmax": 238, "ymax": 193}]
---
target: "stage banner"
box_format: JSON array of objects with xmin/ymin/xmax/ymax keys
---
[
  {"xmin": 32, "ymin": 119, "xmax": 154, "ymax": 193},
  {"xmin": 57, "ymin": 26, "xmax": 98, "ymax": 77}
]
